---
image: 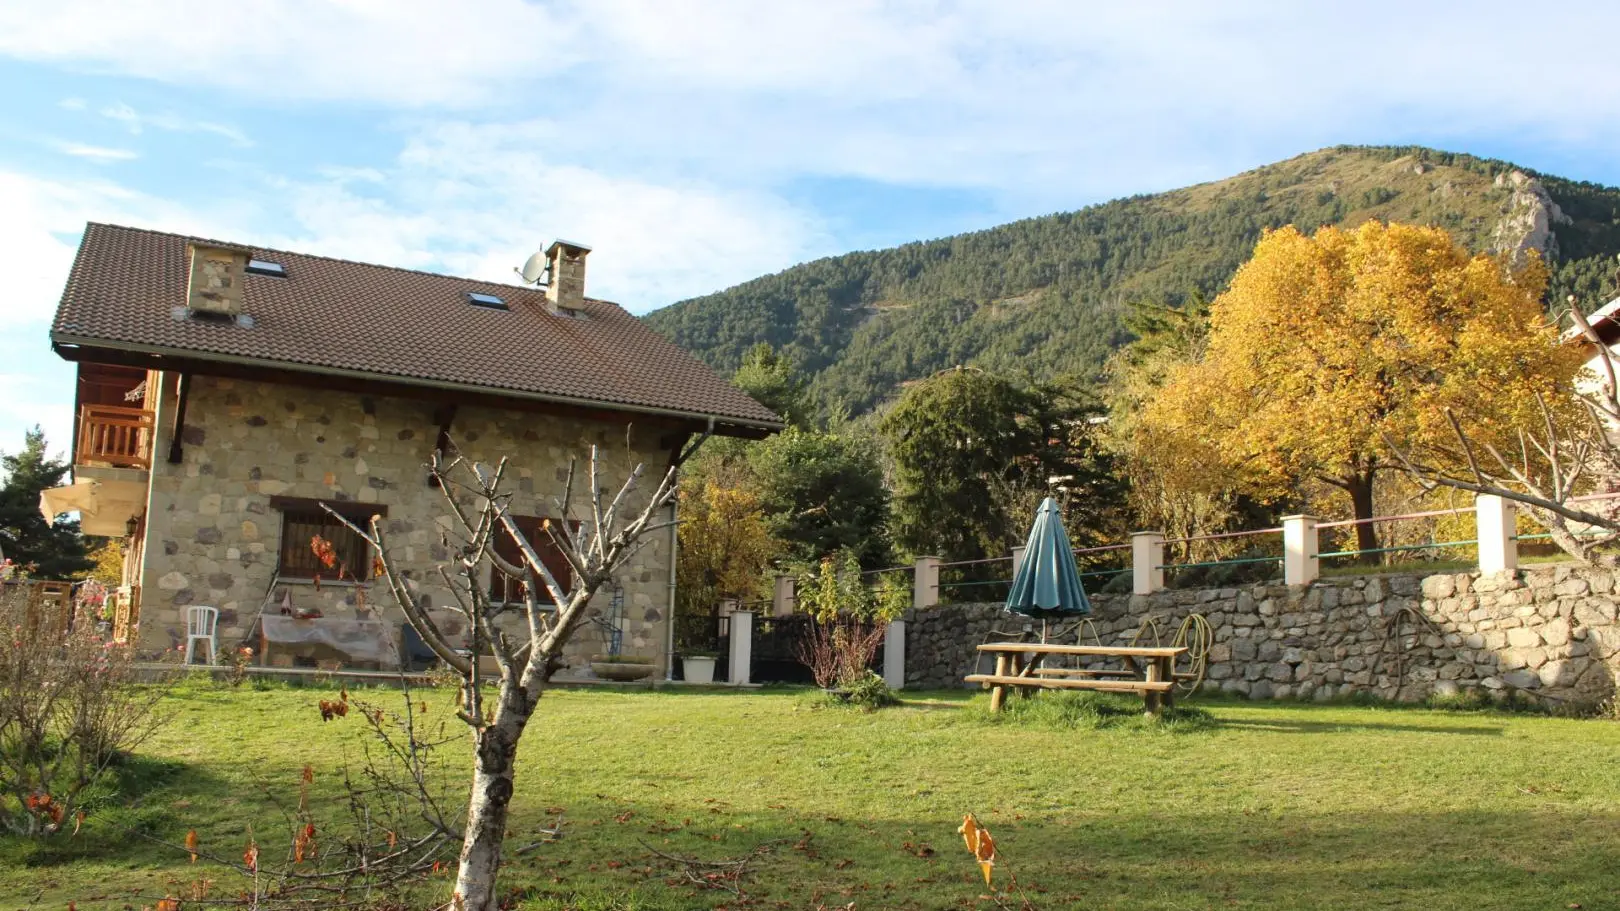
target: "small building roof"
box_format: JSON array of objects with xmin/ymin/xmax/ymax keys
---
[{"xmin": 50, "ymin": 223, "xmax": 782, "ymax": 434}]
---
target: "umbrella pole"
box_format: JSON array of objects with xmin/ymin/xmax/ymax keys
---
[{"xmin": 1041, "ymin": 620, "xmax": 1049, "ymax": 644}]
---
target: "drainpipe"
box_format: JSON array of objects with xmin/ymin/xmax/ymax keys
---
[
  {"xmin": 663, "ymin": 417, "xmax": 710, "ymax": 680},
  {"xmin": 663, "ymin": 496, "xmax": 678, "ymax": 682}
]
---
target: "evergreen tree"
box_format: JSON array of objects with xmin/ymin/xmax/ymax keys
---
[
  {"xmin": 746, "ymin": 426, "xmax": 891, "ymax": 567},
  {"xmin": 0, "ymin": 428, "xmax": 92, "ymax": 579},
  {"xmin": 879, "ymin": 368, "xmax": 1125, "ymax": 564},
  {"xmin": 730, "ymin": 343, "xmax": 809, "ymax": 427}
]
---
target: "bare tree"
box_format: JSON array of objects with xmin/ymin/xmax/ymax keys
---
[
  {"xmin": 326, "ymin": 436, "xmax": 693, "ymax": 911},
  {"xmin": 1386, "ymin": 297, "xmax": 1620, "ymax": 566}
]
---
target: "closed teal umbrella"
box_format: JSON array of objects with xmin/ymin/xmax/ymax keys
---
[{"xmin": 1005, "ymin": 497, "xmax": 1092, "ymax": 624}]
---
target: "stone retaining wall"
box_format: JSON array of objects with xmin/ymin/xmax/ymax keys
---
[{"xmin": 902, "ymin": 565, "xmax": 1620, "ymax": 706}]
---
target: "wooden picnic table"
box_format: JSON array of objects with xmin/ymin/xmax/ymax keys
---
[{"xmin": 966, "ymin": 642, "xmax": 1188, "ymax": 715}]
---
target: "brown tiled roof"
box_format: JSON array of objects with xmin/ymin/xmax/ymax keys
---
[{"xmin": 50, "ymin": 223, "xmax": 781, "ymax": 431}]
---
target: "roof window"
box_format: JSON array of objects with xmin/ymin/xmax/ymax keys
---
[
  {"xmin": 467, "ymin": 292, "xmax": 508, "ymax": 310},
  {"xmin": 245, "ymin": 259, "xmax": 286, "ymax": 277}
]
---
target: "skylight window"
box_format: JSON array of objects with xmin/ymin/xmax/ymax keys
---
[
  {"xmin": 467, "ymin": 292, "xmax": 508, "ymax": 310},
  {"xmin": 245, "ymin": 259, "xmax": 286, "ymax": 277}
]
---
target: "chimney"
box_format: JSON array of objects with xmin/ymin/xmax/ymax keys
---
[
  {"xmin": 544, "ymin": 239, "xmax": 590, "ymax": 314},
  {"xmin": 185, "ymin": 243, "xmax": 250, "ymax": 317}
]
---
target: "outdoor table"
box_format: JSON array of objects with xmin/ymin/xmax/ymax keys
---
[
  {"xmin": 253, "ymin": 613, "xmax": 401, "ymax": 670},
  {"xmin": 967, "ymin": 642, "xmax": 1188, "ymax": 715}
]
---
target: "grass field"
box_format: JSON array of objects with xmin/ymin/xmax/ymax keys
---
[{"xmin": 4, "ymin": 679, "xmax": 1619, "ymax": 910}]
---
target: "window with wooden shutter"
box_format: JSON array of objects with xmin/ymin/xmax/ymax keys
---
[
  {"xmin": 490, "ymin": 516, "xmax": 577, "ymax": 605},
  {"xmin": 270, "ymin": 496, "xmax": 385, "ymax": 581}
]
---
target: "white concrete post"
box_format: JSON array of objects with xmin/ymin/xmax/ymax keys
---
[
  {"xmin": 771, "ymin": 575, "xmax": 796, "ymax": 618},
  {"xmin": 1476, "ymin": 493, "xmax": 1518, "ymax": 574},
  {"xmin": 1282, "ymin": 515, "xmax": 1319, "ymax": 586},
  {"xmin": 727, "ymin": 610, "xmax": 754, "ymax": 686},
  {"xmin": 913, "ymin": 556, "xmax": 941, "ymax": 609},
  {"xmin": 1011, "ymin": 545, "xmax": 1027, "ymax": 577},
  {"xmin": 1131, "ymin": 532, "xmax": 1164, "ymax": 595},
  {"xmin": 882, "ymin": 619, "xmax": 906, "ymax": 690}
]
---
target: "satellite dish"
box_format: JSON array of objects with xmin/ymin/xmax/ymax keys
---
[{"xmin": 518, "ymin": 250, "xmax": 550, "ymax": 285}]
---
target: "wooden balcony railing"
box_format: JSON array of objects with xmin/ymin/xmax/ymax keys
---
[{"xmin": 76, "ymin": 405, "xmax": 155, "ymax": 470}]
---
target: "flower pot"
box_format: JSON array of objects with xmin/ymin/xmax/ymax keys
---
[
  {"xmin": 591, "ymin": 659, "xmax": 657, "ymax": 682},
  {"xmin": 682, "ymin": 655, "xmax": 717, "ymax": 684}
]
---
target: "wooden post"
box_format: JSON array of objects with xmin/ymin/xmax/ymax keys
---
[
  {"xmin": 990, "ymin": 653, "xmax": 1010, "ymax": 712},
  {"xmin": 1160, "ymin": 656, "xmax": 1175, "ymax": 711},
  {"xmin": 1144, "ymin": 657, "xmax": 1163, "ymax": 716}
]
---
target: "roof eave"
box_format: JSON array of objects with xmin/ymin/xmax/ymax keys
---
[{"xmin": 50, "ymin": 332, "xmax": 785, "ymax": 439}]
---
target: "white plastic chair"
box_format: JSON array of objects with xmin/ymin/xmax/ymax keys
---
[{"xmin": 183, "ymin": 605, "xmax": 219, "ymax": 665}]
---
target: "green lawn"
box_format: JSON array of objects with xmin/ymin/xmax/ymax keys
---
[{"xmin": 5, "ymin": 680, "xmax": 1620, "ymax": 910}]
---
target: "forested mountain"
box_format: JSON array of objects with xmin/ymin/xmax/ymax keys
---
[{"xmin": 643, "ymin": 145, "xmax": 1620, "ymax": 415}]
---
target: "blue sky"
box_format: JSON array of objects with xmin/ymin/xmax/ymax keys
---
[{"xmin": 4, "ymin": 0, "xmax": 1620, "ymax": 460}]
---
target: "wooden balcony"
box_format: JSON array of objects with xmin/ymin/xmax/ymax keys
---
[{"xmin": 76, "ymin": 404, "xmax": 155, "ymax": 470}]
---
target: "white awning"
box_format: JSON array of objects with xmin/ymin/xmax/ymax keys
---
[{"xmin": 40, "ymin": 480, "xmax": 146, "ymax": 537}]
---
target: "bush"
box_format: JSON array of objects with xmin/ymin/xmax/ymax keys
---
[
  {"xmin": 793, "ymin": 550, "xmax": 903, "ymax": 689},
  {"xmin": 832, "ymin": 671, "xmax": 899, "ymax": 711},
  {"xmin": 0, "ymin": 589, "xmax": 169, "ymax": 835}
]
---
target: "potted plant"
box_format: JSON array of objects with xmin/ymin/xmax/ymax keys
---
[
  {"xmin": 681, "ymin": 650, "xmax": 720, "ymax": 684},
  {"xmin": 590, "ymin": 654, "xmax": 657, "ymax": 682}
]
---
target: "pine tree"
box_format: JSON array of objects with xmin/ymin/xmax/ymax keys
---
[{"xmin": 0, "ymin": 428, "xmax": 92, "ymax": 579}]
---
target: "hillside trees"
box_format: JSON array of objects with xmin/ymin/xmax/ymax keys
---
[
  {"xmin": 1136, "ymin": 222, "xmax": 1582, "ymax": 557},
  {"xmin": 647, "ymin": 146, "xmax": 1620, "ymax": 421}
]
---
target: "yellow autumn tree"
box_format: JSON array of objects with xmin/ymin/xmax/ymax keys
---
[
  {"xmin": 84, "ymin": 538, "xmax": 123, "ymax": 585},
  {"xmin": 674, "ymin": 475, "xmax": 778, "ymax": 630},
  {"xmin": 1138, "ymin": 221, "xmax": 1582, "ymax": 556}
]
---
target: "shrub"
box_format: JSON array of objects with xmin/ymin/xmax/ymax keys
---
[
  {"xmin": 0, "ymin": 589, "xmax": 169, "ymax": 835},
  {"xmin": 835, "ymin": 670, "xmax": 899, "ymax": 711},
  {"xmin": 792, "ymin": 551, "xmax": 902, "ymax": 688}
]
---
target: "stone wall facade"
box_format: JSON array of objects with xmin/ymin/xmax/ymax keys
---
[
  {"xmin": 135, "ymin": 372, "xmax": 677, "ymax": 678},
  {"xmin": 903, "ymin": 565, "xmax": 1620, "ymax": 706}
]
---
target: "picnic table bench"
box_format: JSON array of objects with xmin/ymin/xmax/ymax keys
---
[{"xmin": 966, "ymin": 642, "xmax": 1188, "ymax": 715}]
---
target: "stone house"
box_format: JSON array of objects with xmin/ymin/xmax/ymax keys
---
[{"xmin": 42, "ymin": 223, "xmax": 780, "ymax": 677}]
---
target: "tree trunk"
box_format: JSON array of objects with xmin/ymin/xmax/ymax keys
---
[
  {"xmin": 453, "ymin": 684, "xmax": 533, "ymax": 910},
  {"xmin": 1345, "ymin": 472, "xmax": 1379, "ymax": 565}
]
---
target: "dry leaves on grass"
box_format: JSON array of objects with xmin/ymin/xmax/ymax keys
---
[{"xmin": 959, "ymin": 813, "xmax": 997, "ymax": 887}]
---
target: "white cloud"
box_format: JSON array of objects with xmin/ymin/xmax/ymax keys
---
[
  {"xmin": 0, "ymin": 0, "xmax": 573, "ymax": 106},
  {"xmin": 0, "ymin": 367, "xmax": 75, "ymax": 461},
  {"xmin": 98, "ymin": 102, "xmax": 252, "ymax": 147},
  {"xmin": 58, "ymin": 97, "xmax": 85, "ymax": 110},
  {"xmin": 6, "ymin": 1, "xmax": 1620, "ymax": 206},
  {"xmin": 55, "ymin": 141, "xmax": 137, "ymax": 162},
  {"xmin": 0, "ymin": 170, "xmax": 246, "ymax": 328},
  {"xmin": 262, "ymin": 120, "xmax": 829, "ymax": 309}
]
